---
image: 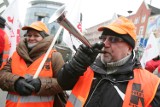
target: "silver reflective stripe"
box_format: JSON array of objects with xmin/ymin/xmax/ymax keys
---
[
  {"xmin": 2, "ymin": 50, "xmax": 9, "ymax": 62},
  {"xmin": 69, "ymin": 93, "xmax": 82, "ymax": 107},
  {"xmin": 2, "ymin": 59, "xmax": 7, "ymax": 62},
  {"xmin": 7, "ymin": 93, "xmax": 19, "ymax": 102},
  {"xmin": 7, "ymin": 93, "xmax": 54, "ymax": 102},
  {"xmin": 69, "ymin": 94, "xmax": 82, "ymax": 107},
  {"xmin": 3, "ymin": 50, "xmax": 9, "ymax": 54},
  {"xmin": 113, "ymin": 85, "xmax": 125, "ymax": 100}
]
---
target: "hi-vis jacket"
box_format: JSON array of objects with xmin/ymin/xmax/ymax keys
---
[
  {"xmin": 0, "ymin": 29, "xmax": 10, "ymax": 70},
  {"xmin": 66, "ymin": 67, "xmax": 160, "ymax": 107},
  {"xmin": 6, "ymin": 50, "xmax": 56, "ymax": 107}
]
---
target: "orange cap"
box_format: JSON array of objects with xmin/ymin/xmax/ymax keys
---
[
  {"xmin": 22, "ymin": 21, "xmax": 49, "ymax": 34},
  {"xmin": 98, "ymin": 16, "xmax": 136, "ymax": 42}
]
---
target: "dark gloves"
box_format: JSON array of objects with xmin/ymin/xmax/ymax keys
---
[
  {"xmin": 57, "ymin": 42, "xmax": 104, "ymax": 89},
  {"xmin": 26, "ymin": 76, "xmax": 41, "ymax": 93},
  {"xmin": 65, "ymin": 42, "xmax": 104, "ymax": 76},
  {"xmin": 14, "ymin": 78, "xmax": 35, "ymax": 96},
  {"xmin": 0, "ymin": 16, "xmax": 6, "ymax": 29}
]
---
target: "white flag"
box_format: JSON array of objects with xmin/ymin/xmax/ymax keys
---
[
  {"xmin": 62, "ymin": 0, "xmax": 83, "ymax": 53},
  {"xmin": 2, "ymin": 0, "xmax": 21, "ymax": 58},
  {"xmin": 140, "ymin": 33, "xmax": 159, "ymax": 68}
]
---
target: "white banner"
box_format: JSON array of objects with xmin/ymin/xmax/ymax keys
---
[
  {"xmin": 140, "ymin": 33, "xmax": 159, "ymax": 68},
  {"xmin": 62, "ymin": 0, "xmax": 83, "ymax": 53},
  {"xmin": 2, "ymin": 0, "xmax": 21, "ymax": 58}
]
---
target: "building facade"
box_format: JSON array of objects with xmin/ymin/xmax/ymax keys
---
[{"xmin": 0, "ymin": 0, "xmax": 9, "ymax": 15}]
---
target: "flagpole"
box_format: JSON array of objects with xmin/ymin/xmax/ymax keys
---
[{"xmin": 33, "ymin": 27, "xmax": 63, "ymax": 79}]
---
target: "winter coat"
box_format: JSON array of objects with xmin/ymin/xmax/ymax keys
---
[
  {"xmin": 58, "ymin": 55, "xmax": 160, "ymax": 107},
  {"xmin": 84, "ymin": 57, "xmax": 160, "ymax": 107},
  {"xmin": 0, "ymin": 36, "xmax": 65, "ymax": 95}
]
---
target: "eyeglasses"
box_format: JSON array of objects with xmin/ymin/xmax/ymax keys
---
[{"xmin": 100, "ymin": 36, "xmax": 124, "ymax": 43}]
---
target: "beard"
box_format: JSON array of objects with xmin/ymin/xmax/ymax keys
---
[
  {"xmin": 27, "ymin": 42, "xmax": 38, "ymax": 49},
  {"xmin": 101, "ymin": 53, "xmax": 112, "ymax": 64}
]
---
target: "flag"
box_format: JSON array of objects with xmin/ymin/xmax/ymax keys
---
[
  {"xmin": 62, "ymin": 0, "xmax": 83, "ymax": 53},
  {"xmin": 111, "ymin": 13, "xmax": 118, "ymax": 21},
  {"xmin": 1, "ymin": 0, "xmax": 21, "ymax": 58},
  {"xmin": 140, "ymin": 33, "xmax": 159, "ymax": 68}
]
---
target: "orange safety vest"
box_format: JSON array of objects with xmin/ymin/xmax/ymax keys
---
[
  {"xmin": 0, "ymin": 30, "xmax": 10, "ymax": 70},
  {"xmin": 6, "ymin": 50, "xmax": 56, "ymax": 107},
  {"xmin": 66, "ymin": 68, "xmax": 160, "ymax": 107}
]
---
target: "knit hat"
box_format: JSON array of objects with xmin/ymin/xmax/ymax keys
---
[
  {"xmin": 98, "ymin": 16, "xmax": 136, "ymax": 48},
  {"xmin": 22, "ymin": 21, "xmax": 49, "ymax": 34},
  {"xmin": 0, "ymin": 29, "xmax": 5, "ymax": 53}
]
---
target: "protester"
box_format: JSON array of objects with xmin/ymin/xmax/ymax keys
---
[
  {"xmin": 0, "ymin": 21, "xmax": 66, "ymax": 107},
  {"xmin": 0, "ymin": 16, "xmax": 10, "ymax": 70},
  {"xmin": 57, "ymin": 16, "xmax": 160, "ymax": 107},
  {"xmin": 145, "ymin": 55, "xmax": 160, "ymax": 76}
]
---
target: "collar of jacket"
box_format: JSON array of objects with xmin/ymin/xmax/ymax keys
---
[{"xmin": 90, "ymin": 55, "xmax": 141, "ymax": 83}]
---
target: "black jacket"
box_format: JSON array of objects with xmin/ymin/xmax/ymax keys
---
[{"xmin": 58, "ymin": 55, "xmax": 160, "ymax": 107}]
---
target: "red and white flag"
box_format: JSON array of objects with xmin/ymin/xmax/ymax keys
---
[
  {"xmin": 62, "ymin": 0, "xmax": 83, "ymax": 53},
  {"xmin": 2, "ymin": 0, "xmax": 21, "ymax": 58},
  {"xmin": 140, "ymin": 33, "xmax": 159, "ymax": 68}
]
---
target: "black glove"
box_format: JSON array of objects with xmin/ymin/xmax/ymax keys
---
[
  {"xmin": 66, "ymin": 42, "xmax": 104, "ymax": 76},
  {"xmin": 57, "ymin": 42, "xmax": 104, "ymax": 89},
  {"xmin": 0, "ymin": 16, "xmax": 6, "ymax": 29},
  {"xmin": 14, "ymin": 78, "xmax": 35, "ymax": 96},
  {"xmin": 26, "ymin": 77, "xmax": 41, "ymax": 93}
]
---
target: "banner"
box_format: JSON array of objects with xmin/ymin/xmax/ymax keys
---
[
  {"xmin": 62, "ymin": 0, "xmax": 83, "ymax": 53},
  {"xmin": 2, "ymin": 0, "xmax": 21, "ymax": 58},
  {"xmin": 140, "ymin": 33, "xmax": 159, "ymax": 68}
]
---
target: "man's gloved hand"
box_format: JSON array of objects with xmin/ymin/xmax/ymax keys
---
[
  {"xmin": 0, "ymin": 16, "xmax": 6, "ymax": 28},
  {"xmin": 26, "ymin": 77, "xmax": 41, "ymax": 93},
  {"xmin": 65, "ymin": 42, "xmax": 104, "ymax": 76},
  {"xmin": 14, "ymin": 78, "xmax": 35, "ymax": 96},
  {"xmin": 74, "ymin": 42, "xmax": 104, "ymax": 66}
]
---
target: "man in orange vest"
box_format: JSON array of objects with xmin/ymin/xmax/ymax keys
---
[
  {"xmin": 0, "ymin": 21, "xmax": 66, "ymax": 107},
  {"xmin": 57, "ymin": 16, "xmax": 160, "ymax": 107},
  {"xmin": 0, "ymin": 16, "xmax": 10, "ymax": 70}
]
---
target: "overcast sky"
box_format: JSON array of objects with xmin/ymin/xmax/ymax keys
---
[{"xmin": 8, "ymin": 0, "xmax": 160, "ymax": 29}]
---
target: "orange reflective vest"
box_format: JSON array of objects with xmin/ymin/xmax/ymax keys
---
[
  {"xmin": 6, "ymin": 50, "xmax": 56, "ymax": 107},
  {"xmin": 0, "ymin": 30, "xmax": 10, "ymax": 70},
  {"xmin": 66, "ymin": 68, "xmax": 160, "ymax": 107}
]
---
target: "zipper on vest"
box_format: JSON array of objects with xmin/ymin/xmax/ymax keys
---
[{"xmin": 84, "ymin": 78, "xmax": 105, "ymax": 107}]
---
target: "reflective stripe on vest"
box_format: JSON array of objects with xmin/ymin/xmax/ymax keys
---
[
  {"xmin": 68, "ymin": 93, "xmax": 82, "ymax": 107},
  {"xmin": 67, "ymin": 68, "xmax": 160, "ymax": 107},
  {"xmin": 7, "ymin": 93, "xmax": 54, "ymax": 102},
  {"xmin": 66, "ymin": 67, "xmax": 94, "ymax": 107},
  {"xmin": 2, "ymin": 50, "xmax": 9, "ymax": 62}
]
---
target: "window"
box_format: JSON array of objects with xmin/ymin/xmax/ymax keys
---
[
  {"xmin": 141, "ymin": 15, "xmax": 146, "ymax": 23},
  {"xmin": 37, "ymin": 16, "xmax": 44, "ymax": 22},
  {"xmin": 139, "ymin": 26, "xmax": 144, "ymax": 35},
  {"xmin": 134, "ymin": 17, "xmax": 139, "ymax": 24}
]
